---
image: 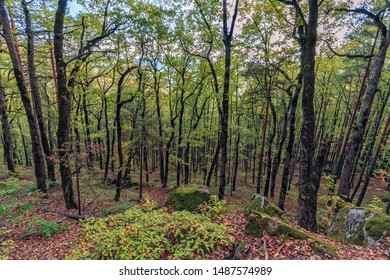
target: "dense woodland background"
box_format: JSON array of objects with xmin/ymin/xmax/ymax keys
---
[{"xmin": 0, "ymin": 0, "xmax": 389, "ymax": 260}]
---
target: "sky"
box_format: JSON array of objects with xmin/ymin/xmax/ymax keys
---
[{"xmin": 69, "ymin": 0, "xmax": 83, "ymax": 15}]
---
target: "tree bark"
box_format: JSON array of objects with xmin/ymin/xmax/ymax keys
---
[
  {"xmin": 219, "ymin": 0, "xmax": 239, "ymax": 200},
  {"xmin": 297, "ymin": 0, "xmax": 318, "ymax": 232}
]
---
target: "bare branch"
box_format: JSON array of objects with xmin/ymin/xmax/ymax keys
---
[{"xmin": 322, "ymin": 39, "xmax": 374, "ymax": 59}]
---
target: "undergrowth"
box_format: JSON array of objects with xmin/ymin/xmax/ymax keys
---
[{"xmin": 68, "ymin": 198, "xmax": 233, "ymax": 260}]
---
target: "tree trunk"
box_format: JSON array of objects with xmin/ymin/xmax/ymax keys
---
[
  {"xmin": 54, "ymin": 0, "xmax": 77, "ymax": 208},
  {"xmin": 270, "ymin": 98, "xmax": 289, "ymax": 197},
  {"xmin": 0, "ymin": 75, "xmax": 16, "ymax": 173},
  {"xmin": 356, "ymin": 111, "xmax": 390, "ymax": 206},
  {"xmin": 278, "ymin": 77, "xmax": 301, "ymax": 210},
  {"xmin": 0, "ymin": 0, "xmax": 47, "ymax": 192},
  {"xmin": 219, "ymin": 0, "xmax": 239, "ymax": 200},
  {"xmin": 22, "ymin": 0, "xmax": 56, "ymax": 183},
  {"xmin": 297, "ymin": 0, "xmax": 318, "ymax": 232},
  {"xmin": 338, "ymin": 26, "xmax": 390, "ymax": 200},
  {"xmin": 264, "ymin": 99, "xmax": 276, "ymax": 197}
]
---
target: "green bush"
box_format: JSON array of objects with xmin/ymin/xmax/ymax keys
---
[
  {"xmin": 196, "ymin": 195, "xmax": 225, "ymax": 221},
  {"xmin": 100, "ymin": 201, "xmax": 136, "ymax": 217},
  {"xmin": 68, "ymin": 199, "xmax": 233, "ymax": 260},
  {"xmin": 0, "ymin": 178, "xmax": 21, "ymax": 196},
  {"xmin": 27, "ymin": 216, "xmax": 69, "ymax": 237}
]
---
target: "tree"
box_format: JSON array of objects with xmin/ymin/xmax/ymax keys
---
[
  {"xmin": 0, "ymin": 0, "xmax": 47, "ymax": 192},
  {"xmin": 338, "ymin": 4, "xmax": 390, "ymax": 200}
]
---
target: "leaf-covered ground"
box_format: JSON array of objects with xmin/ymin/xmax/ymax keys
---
[{"xmin": 1, "ymin": 167, "xmax": 389, "ymax": 260}]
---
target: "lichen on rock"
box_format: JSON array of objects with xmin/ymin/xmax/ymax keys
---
[{"xmin": 328, "ymin": 206, "xmax": 390, "ymax": 247}]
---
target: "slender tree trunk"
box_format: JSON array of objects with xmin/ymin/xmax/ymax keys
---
[
  {"xmin": 264, "ymin": 99, "xmax": 276, "ymax": 197},
  {"xmin": 22, "ymin": 0, "xmax": 56, "ymax": 183},
  {"xmin": 332, "ymin": 26, "xmax": 379, "ymax": 180},
  {"xmin": 82, "ymin": 85, "xmax": 94, "ymax": 169},
  {"xmin": 356, "ymin": 111, "xmax": 390, "ymax": 206},
  {"xmin": 219, "ymin": 0, "xmax": 239, "ymax": 200},
  {"xmin": 1, "ymin": 0, "xmax": 47, "ymax": 192},
  {"xmin": 232, "ymin": 115, "xmax": 241, "ymax": 193},
  {"xmin": 270, "ymin": 98, "xmax": 289, "ymax": 197},
  {"xmin": 350, "ymin": 88, "xmax": 390, "ymax": 201},
  {"xmin": 278, "ymin": 79, "xmax": 301, "ymax": 210},
  {"xmin": 256, "ymin": 83, "xmax": 271, "ymax": 195},
  {"xmin": 339, "ymin": 26, "xmax": 390, "ymax": 200},
  {"xmin": 114, "ymin": 67, "xmax": 136, "ymax": 202},
  {"xmin": 0, "ymin": 76, "xmax": 15, "ymax": 173}
]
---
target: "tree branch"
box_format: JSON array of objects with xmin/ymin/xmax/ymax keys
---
[{"xmin": 323, "ymin": 39, "xmax": 374, "ymax": 59}]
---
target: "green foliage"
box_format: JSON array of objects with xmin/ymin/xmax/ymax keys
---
[
  {"xmin": 0, "ymin": 178, "xmax": 38, "ymax": 197},
  {"xmin": 0, "ymin": 177, "xmax": 21, "ymax": 196},
  {"xmin": 68, "ymin": 199, "xmax": 233, "ymax": 260},
  {"xmin": 99, "ymin": 201, "xmax": 136, "ymax": 217},
  {"xmin": 196, "ymin": 195, "xmax": 225, "ymax": 221},
  {"xmin": 0, "ymin": 200, "xmax": 35, "ymax": 227},
  {"xmin": 27, "ymin": 216, "xmax": 69, "ymax": 238},
  {"xmin": 167, "ymin": 184, "xmax": 211, "ymax": 212},
  {"xmin": 366, "ymin": 197, "xmax": 385, "ymax": 213},
  {"xmin": 0, "ymin": 238, "xmax": 14, "ymax": 260}
]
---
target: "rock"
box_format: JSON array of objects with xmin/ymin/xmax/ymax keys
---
[
  {"xmin": 166, "ymin": 184, "xmax": 211, "ymax": 212},
  {"xmin": 245, "ymin": 212, "xmax": 338, "ymax": 256},
  {"xmin": 328, "ymin": 206, "xmax": 390, "ymax": 247},
  {"xmin": 245, "ymin": 213, "xmax": 270, "ymax": 238},
  {"xmin": 245, "ymin": 194, "xmax": 283, "ymax": 217}
]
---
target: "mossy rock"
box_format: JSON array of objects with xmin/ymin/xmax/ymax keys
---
[
  {"xmin": 245, "ymin": 211, "xmax": 338, "ymax": 257},
  {"xmin": 365, "ymin": 213, "xmax": 390, "ymax": 243},
  {"xmin": 166, "ymin": 184, "xmax": 211, "ymax": 212},
  {"xmin": 328, "ymin": 207, "xmax": 371, "ymax": 246},
  {"xmin": 328, "ymin": 206, "xmax": 389, "ymax": 247},
  {"xmin": 245, "ymin": 213, "xmax": 270, "ymax": 238},
  {"xmin": 245, "ymin": 194, "xmax": 283, "ymax": 217}
]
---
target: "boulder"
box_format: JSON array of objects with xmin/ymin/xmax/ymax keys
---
[
  {"xmin": 245, "ymin": 212, "xmax": 337, "ymax": 256},
  {"xmin": 166, "ymin": 184, "xmax": 211, "ymax": 212},
  {"xmin": 328, "ymin": 206, "xmax": 390, "ymax": 247},
  {"xmin": 245, "ymin": 194, "xmax": 283, "ymax": 217}
]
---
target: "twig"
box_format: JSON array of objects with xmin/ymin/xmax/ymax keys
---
[
  {"xmin": 37, "ymin": 207, "xmax": 86, "ymax": 220},
  {"xmin": 263, "ymin": 239, "xmax": 269, "ymax": 260}
]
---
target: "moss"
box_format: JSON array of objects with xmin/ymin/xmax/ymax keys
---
[
  {"xmin": 246, "ymin": 197, "xmax": 283, "ymax": 217},
  {"xmin": 267, "ymin": 204, "xmax": 283, "ymax": 217},
  {"xmin": 271, "ymin": 221, "xmax": 338, "ymax": 257},
  {"xmin": 365, "ymin": 214, "xmax": 390, "ymax": 241},
  {"xmin": 245, "ymin": 214, "xmax": 270, "ymax": 238},
  {"xmin": 167, "ymin": 184, "xmax": 210, "ymax": 212},
  {"xmin": 328, "ymin": 207, "xmax": 370, "ymax": 246}
]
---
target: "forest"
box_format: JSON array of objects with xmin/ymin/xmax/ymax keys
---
[{"xmin": 0, "ymin": 0, "xmax": 389, "ymax": 260}]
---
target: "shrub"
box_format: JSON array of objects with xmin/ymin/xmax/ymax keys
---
[
  {"xmin": 68, "ymin": 199, "xmax": 233, "ymax": 260},
  {"xmin": 196, "ymin": 195, "xmax": 226, "ymax": 221},
  {"xmin": 27, "ymin": 216, "xmax": 69, "ymax": 237},
  {"xmin": 99, "ymin": 201, "xmax": 136, "ymax": 217}
]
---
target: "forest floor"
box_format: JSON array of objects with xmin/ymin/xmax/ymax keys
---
[{"xmin": 0, "ymin": 165, "xmax": 389, "ymax": 260}]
